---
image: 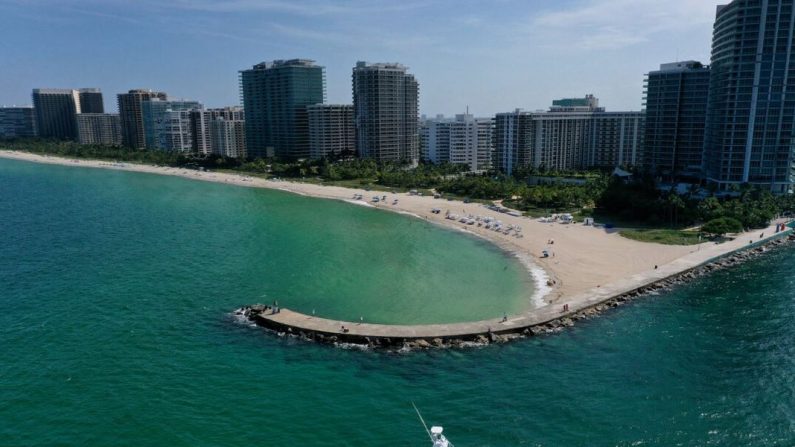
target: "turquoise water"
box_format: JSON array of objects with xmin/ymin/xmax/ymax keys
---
[{"xmin": 1, "ymin": 158, "xmax": 794, "ymax": 446}]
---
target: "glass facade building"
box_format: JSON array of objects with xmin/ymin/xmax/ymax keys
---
[
  {"xmin": 0, "ymin": 107, "xmax": 37, "ymax": 138},
  {"xmin": 704, "ymin": 0, "xmax": 795, "ymax": 192},
  {"xmin": 352, "ymin": 62, "xmax": 419, "ymax": 163},
  {"xmin": 240, "ymin": 59, "xmax": 325, "ymax": 159},
  {"xmin": 31, "ymin": 88, "xmax": 102, "ymax": 140},
  {"xmin": 643, "ymin": 61, "xmax": 711, "ymax": 180},
  {"xmin": 142, "ymin": 99, "xmax": 202, "ymax": 152},
  {"xmin": 117, "ymin": 89, "xmax": 168, "ymax": 149}
]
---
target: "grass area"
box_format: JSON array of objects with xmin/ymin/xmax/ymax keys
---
[
  {"xmin": 500, "ymin": 200, "xmax": 590, "ymax": 219},
  {"xmin": 619, "ymin": 229, "xmax": 704, "ymax": 245}
]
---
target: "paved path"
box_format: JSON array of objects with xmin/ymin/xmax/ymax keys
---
[{"xmin": 255, "ymin": 223, "xmax": 792, "ymax": 342}]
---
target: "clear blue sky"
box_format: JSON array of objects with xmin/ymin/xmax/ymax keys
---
[{"xmin": 0, "ymin": 0, "xmax": 725, "ymax": 115}]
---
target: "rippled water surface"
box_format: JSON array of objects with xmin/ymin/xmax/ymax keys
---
[{"xmin": 1, "ymin": 158, "xmax": 794, "ymax": 446}]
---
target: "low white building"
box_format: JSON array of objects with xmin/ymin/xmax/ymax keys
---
[{"xmin": 420, "ymin": 113, "xmax": 493, "ymax": 172}]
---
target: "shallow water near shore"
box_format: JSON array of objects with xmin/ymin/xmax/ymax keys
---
[{"xmin": 2, "ymin": 158, "xmax": 795, "ymax": 446}]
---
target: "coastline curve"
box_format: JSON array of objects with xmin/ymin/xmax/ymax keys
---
[{"xmin": 242, "ymin": 229, "xmax": 794, "ymax": 348}]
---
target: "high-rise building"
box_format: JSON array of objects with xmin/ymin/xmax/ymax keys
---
[
  {"xmin": 307, "ymin": 104, "xmax": 355, "ymax": 159},
  {"xmin": 117, "ymin": 89, "xmax": 168, "ymax": 149},
  {"xmin": 76, "ymin": 114, "xmax": 122, "ymax": 146},
  {"xmin": 210, "ymin": 117, "xmax": 247, "ymax": 159},
  {"xmin": 643, "ymin": 61, "xmax": 711, "ymax": 180},
  {"xmin": 190, "ymin": 107, "xmax": 246, "ymax": 158},
  {"xmin": 0, "ymin": 107, "xmax": 37, "ymax": 138},
  {"xmin": 142, "ymin": 99, "xmax": 202, "ymax": 152},
  {"xmin": 589, "ymin": 112, "xmax": 645, "ymax": 168},
  {"xmin": 495, "ymin": 97, "xmax": 644, "ymax": 174},
  {"xmin": 77, "ymin": 89, "xmax": 104, "ymax": 114},
  {"xmin": 240, "ymin": 59, "xmax": 325, "ymax": 159},
  {"xmin": 495, "ymin": 111, "xmax": 535, "ymax": 175},
  {"xmin": 420, "ymin": 114, "xmax": 494, "ymax": 172},
  {"xmin": 704, "ymin": 0, "xmax": 795, "ymax": 193},
  {"xmin": 352, "ymin": 61, "xmax": 419, "ymax": 163},
  {"xmin": 32, "ymin": 88, "xmax": 103, "ymax": 140},
  {"xmin": 420, "ymin": 115, "xmax": 450, "ymax": 162}
]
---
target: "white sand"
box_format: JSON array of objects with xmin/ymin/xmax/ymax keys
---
[{"xmin": 0, "ymin": 150, "xmax": 767, "ymax": 309}]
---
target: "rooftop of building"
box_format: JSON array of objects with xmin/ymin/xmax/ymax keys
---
[
  {"xmin": 354, "ymin": 61, "xmax": 409, "ymax": 71},
  {"xmin": 497, "ymin": 106, "xmax": 642, "ymax": 116},
  {"xmin": 651, "ymin": 60, "xmax": 709, "ymax": 73},
  {"xmin": 203, "ymin": 106, "xmax": 244, "ymax": 111},
  {"xmin": 421, "ymin": 113, "xmax": 492, "ymax": 122},
  {"xmin": 124, "ymin": 89, "xmax": 167, "ymax": 95},
  {"xmin": 33, "ymin": 88, "xmax": 101, "ymax": 95},
  {"xmin": 247, "ymin": 59, "xmax": 321, "ymax": 70},
  {"xmin": 549, "ymin": 94, "xmax": 603, "ymax": 112}
]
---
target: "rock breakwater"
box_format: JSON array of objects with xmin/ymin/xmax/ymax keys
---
[{"xmin": 237, "ymin": 233, "xmax": 795, "ymax": 351}]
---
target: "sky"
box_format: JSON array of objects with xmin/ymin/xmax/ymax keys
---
[{"xmin": 0, "ymin": 0, "xmax": 726, "ymax": 116}]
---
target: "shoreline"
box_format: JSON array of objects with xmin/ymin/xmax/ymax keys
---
[
  {"xmin": 0, "ymin": 149, "xmax": 547, "ymax": 310},
  {"xmin": 241, "ymin": 231, "xmax": 795, "ymax": 349},
  {"xmin": 2, "ymin": 149, "xmax": 791, "ymax": 343}
]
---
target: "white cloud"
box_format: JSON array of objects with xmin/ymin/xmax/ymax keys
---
[
  {"xmin": 151, "ymin": 0, "xmax": 427, "ymax": 16},
  {"xmin": 529, "ymin": 0, "xmax": 723, "ymax": 50}
]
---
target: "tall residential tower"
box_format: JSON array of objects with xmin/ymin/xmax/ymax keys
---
[
  {"xmin": 142, "ymin": 98, "xmax": 202, "ymax": 152},
  {"xmin": 240, "ymin": 59, "xmax": 325, "ymax": 159},
  {"xmin": 190, "ymin": 107, "xmax": 247, "ymax": 158},
  {"xmin": 32, "ymin": 88, "xmax": 103, "ymax": 140},
  {"xmin": 117, "ymin": 89, "xmax": 168, "ymax": 149},
  {"xmin": 703, "ymin": 0, "xmax": 795, "ymax": 192},
  {"xmin": 352, "ymin": 62, "xmax": 419, "ymax": 163},
  {"xmin": 643, "ymin": 61, "xmax": 711, "ymax": 180}
]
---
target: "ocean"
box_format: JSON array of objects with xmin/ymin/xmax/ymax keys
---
[{"xmin": 1, "ymin": 158, "xmax": 793, "ymax": 446}]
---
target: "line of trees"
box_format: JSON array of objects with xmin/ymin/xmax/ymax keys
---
[{"xmin": 3, "ymin": 138, "xmax": 794, "ymax": 230}]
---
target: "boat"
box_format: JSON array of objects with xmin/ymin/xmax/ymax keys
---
[{"xmin": 413, "ymin": 403, "xmax": 454, "ymax": 447}]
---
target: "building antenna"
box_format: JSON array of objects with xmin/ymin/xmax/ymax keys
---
[{"xmin": 466, "ymin": 105, "xmax": 469, "ymax": 115}]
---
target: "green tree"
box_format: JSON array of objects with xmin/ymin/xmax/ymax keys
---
[{"xmin": 701, "ymin": 217, "xmax": 743, "ymax": 237}]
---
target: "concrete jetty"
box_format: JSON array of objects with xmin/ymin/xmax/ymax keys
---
[{"xmin": 245, "ymin": 223, "xmax": 793, "ymax": 348}]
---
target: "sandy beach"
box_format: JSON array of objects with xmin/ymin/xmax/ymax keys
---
[{"xmin": 0, "ymin": 150, "xmax": 775, "ymax": 311}]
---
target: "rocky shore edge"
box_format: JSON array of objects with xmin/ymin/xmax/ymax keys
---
[{"xmin": 236, "ymin": 233, "xmax": 795, "ymax": 351}]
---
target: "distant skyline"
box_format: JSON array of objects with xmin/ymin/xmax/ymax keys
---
[{"xmin": 0, "ymin": 0, "xmax": 725, "ymax": 115}]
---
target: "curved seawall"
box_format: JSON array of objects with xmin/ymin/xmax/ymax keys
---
[{"xmin": 243, "ymin": 227, "xmax": 795, "ymax": 348}]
